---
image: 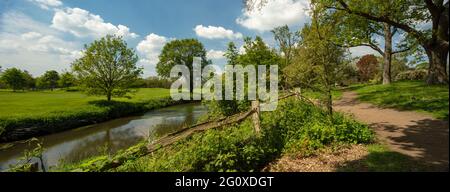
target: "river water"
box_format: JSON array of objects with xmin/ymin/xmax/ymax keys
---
[{"xmin": 0, "ymin": 103, "xmax": 207, "ymax": 171}]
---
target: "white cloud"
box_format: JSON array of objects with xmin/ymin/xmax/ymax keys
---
[
  {"xmin": 136, "ymin": 33, "xmax": 170, "ymax": 76},
  {"xmin": 0, "ymin": 11, "xmax": 81, "ymax": 76},
  {"xmin": 28, "ymin": 0, "xmax": 62, "ymax": 10},
  {"xmin": 236, "ymin": 0, "xmax": 310, "ymax": 32},
  {"xmin": 51, "ymin": 7, "xmax": 139, "ymax": 39},
  {"xmin": 207, "ymin": 50, "xmax": 225, "ymax": 59},
  {"xmin": 194, "ymin": 25, "xmax": 243, "ymax": 40}
]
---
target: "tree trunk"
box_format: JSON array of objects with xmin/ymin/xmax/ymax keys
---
[
  {"xmin": 107, "ymin": 92, "xmax": 112, "ymax": 101},
  {"xmin": 326, "ymin": 88, "xmax": 333, "ymax": 120},
  {"xmin": 383, "ymin": 23, "xmax": 393, "ymax": 85},
  {"xmin": 426, "ymin": 47, "xmax": 449, "ymax": 84},
  {"xmin": 425, "ymin": 2, "xmax": 449, "ymax": 85}
]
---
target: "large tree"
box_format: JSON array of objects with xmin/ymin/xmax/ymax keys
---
[
  {"xmin": 324, "ymin": 10, "xmax": 412, "ymax": 85},
  {"xmin": 40, "ymin": 70, "xmax": 60, "ymax": 91},
  {"xmin": 156, "ymin": 39, "xmax": 209, "ymax": 94},
  {"xmin": 72, "ymin": 35, "xmax": 142, "ymax": 101},
  {"xmin": 0, "ymin": 68, "xmax": 27, "ymax": 91},
  {"xmin": 313, "ymin": 0, "xmax": 449, "ymax": 85},
  {"xmin": 246, "ymin": 0, "xmax": 449, "ymax": 84}
]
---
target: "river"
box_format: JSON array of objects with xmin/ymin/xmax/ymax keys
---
[{"xmin": 0, "ymin": 103, "xmax": 207, "ymax": 171}]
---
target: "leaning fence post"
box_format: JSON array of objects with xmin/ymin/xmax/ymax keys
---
[{"xmin": 251, "ymin": 100, "xmax": 261, "ymax": 136}]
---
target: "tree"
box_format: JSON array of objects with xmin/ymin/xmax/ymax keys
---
[
  {"xmin": 40, "ymin": 70, "xmax": 60, "ymax": 91},
  {"xmin": 72, "ymin": 35, "xmax": 142, "ymax": 101},
  {"xmin": 238, "ymin": 36, "xmax": 281, "ymax": 67},
  {"xmin": 22, "ymin": 70, "xmax": 36, "ymax": 90},
  {"xmin": 323, "ymin": 10, "xmax": 412, "ymax": 85},
  {"xmin": 271, "ymin": 25, "xmax": 300, "ymax": 88},
  {"xmin": 356, "ymin": 54, "xmax": 379, "ymax": 82},
  {"xmin": 156, "ymin": 39, "xmax": 209, "ymax": 94},
  {"xmin": 58, "ymin": 72, "xmax": 76, "ymax": 88},
  {"xmin": 247, "ymin": 0, "xmax": 448, "ymax": 84},
  {"xmin": 285, "ymin": 20, "xmax": 350, "ymax": 118},
  {"xmin": 224, "ymin": 42, "xmax": 240, "ymax": 66},
  {"xmin": 271, "ymin": 25, "xmax": 299, "ymax": 68},
  {"xmin": 0, "ymin": 68, "xmax": 27, "ymax": 91},
  {"xmin": 311, "ymin": 0, "xmax": 449, "ymax": 85}
]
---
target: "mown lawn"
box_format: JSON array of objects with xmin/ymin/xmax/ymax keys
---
[
  {"xmin": 0, "ymin": 88, "xmax": 170, "ymax": 119},
  {"xmin": 349, "ymin": 81, "xmax": 449, "ymax": 120}
]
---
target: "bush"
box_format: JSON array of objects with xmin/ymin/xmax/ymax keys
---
[
  {"xmin": 395, "ymin": 69, "xmax": 428, "ymax": 81},
  {"xmin": 113, "ymin": 98, "xmax": 374, "ymax": 172}
]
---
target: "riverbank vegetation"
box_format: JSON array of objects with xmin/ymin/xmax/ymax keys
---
[
  {"xmin": 56, "ymin": 98, "xmax": 373, "ymax": 172},
  {"xmin": 0, "ymin": 88, "xmax": 176, "ymax": 142}
]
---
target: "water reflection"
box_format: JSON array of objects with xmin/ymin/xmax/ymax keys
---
[{"xmin": 0, "ymin": 103, "xmax": 206, "ymax": 170}]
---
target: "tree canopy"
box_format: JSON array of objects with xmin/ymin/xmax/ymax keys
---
[{"xmin": 72, "ymin": 35, "xmax": 142, "ymax": 101}]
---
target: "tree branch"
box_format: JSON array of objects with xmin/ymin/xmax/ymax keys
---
[{"xmin": 333, "ymin": 0, "xmax": 427, "ymax": 45}]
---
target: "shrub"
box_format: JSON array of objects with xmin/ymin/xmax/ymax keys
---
[
  {"xmin": 395, "ymin": 69, "xmax": 428, "ymax": 81},
  {"xmin": 113, "ymin": 98, "xmax": 374, "ymax": 172}
]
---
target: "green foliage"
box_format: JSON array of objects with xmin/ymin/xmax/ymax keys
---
[
  {"xmin": 286, "ymin": 20, "xmax": 350, "ymax": 116},
  {"xmin": 58, "ymin": 72, "xmax": 77, "ymax": 88},
  {"xmin": 204, "ymin": 38, "xmax": 281, "ymax": 118},
  {"xmin": 156, "ymin": 38, "xmax": 209, "ymax": 93},
  {"xmin": 114, "ymin": 99, "xmax": 373, "ymax": 172},
  {"xmin": 8, "ymin": 138, "xmax": 45, "ymax": 172},
  {"xmin": 0, "ymin": 68, "xmax": 28, "ymax": 91},
  {"xmin": 395, "ymin": 69, "xmax": 428, "ymax": 81},
  {"xmin": 39, "ymin": 70, "xmax": 60, "ymax": 90},
  {"xmin": 142, "ymin": 77, "xmax": 173, "ymax": 89},
  {"xmin": 356, "ymin": 54, "xmax": 379, "ymax": 82},
  {"xmin": 238, "ymin": 36, "xmax": 280, "ymax": 67},
  {"xmin": 351, "ymin": 81, "xmax": 449, "ymax": 119},
  {"xmin": 72, "ymin": 35, "xmax": 142, "ymax": 101}
]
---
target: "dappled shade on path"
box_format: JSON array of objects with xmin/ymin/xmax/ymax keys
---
[{"xmin": 334, "ymin": 92, "xmax": 449, "ymax": 171}]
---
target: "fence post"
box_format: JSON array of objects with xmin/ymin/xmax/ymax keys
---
[
  {"xmin": 295, "ymin": 87, "xmax": 301, "ymax": 100},
  {"xmin": 251, "ymin": 100, "xmax": 261, "ymax": 136}
]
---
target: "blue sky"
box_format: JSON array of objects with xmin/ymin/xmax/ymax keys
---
[{"xmin": 0, "ymin": 0, "xmax": 376, "ymax": 77}]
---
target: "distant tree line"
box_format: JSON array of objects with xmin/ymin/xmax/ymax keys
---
[{"xmin": 0, "ymin": 68, "xmax": 76, "ymax": 91}]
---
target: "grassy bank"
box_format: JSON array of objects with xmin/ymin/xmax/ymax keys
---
[
  {"xmin": 59, "ymin": 98, "xmax": 374, "ymax": 172},
  {"xmin": 0, "ymin": 88, "xmax": 180, "ymax": 142},
  {"xmin": 349, "ymin": 81, "xmax": 449, "ymax": 120}
]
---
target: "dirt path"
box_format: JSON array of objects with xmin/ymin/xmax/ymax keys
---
[{"xmin": 334, "ymin": 91, "xmax": 449, "ymax": 171}]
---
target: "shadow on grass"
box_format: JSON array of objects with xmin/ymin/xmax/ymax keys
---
[
  {"xmin": 336, "ymin": 145, "xmax": 448, "ymax": 172},
  {"xmin": 348, "ymin": 81, "xmax": 449, "ymax": 120}
]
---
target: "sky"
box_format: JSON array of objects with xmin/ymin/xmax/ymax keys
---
[{"xmin": 0, "ymin": 0, "xmax": 377, "ymax": 77}]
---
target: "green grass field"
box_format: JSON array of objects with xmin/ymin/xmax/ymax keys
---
[
  {"xmin": 349, "ymin": 81, "xmax": 449, "ymax": 120},
  {"xmin": 0, "ymin": 88, "xmax": 172, "ymax": 141},
  {"xmin": 0, "ymin": 88, "xmax": 170, "ymax": 119}
]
